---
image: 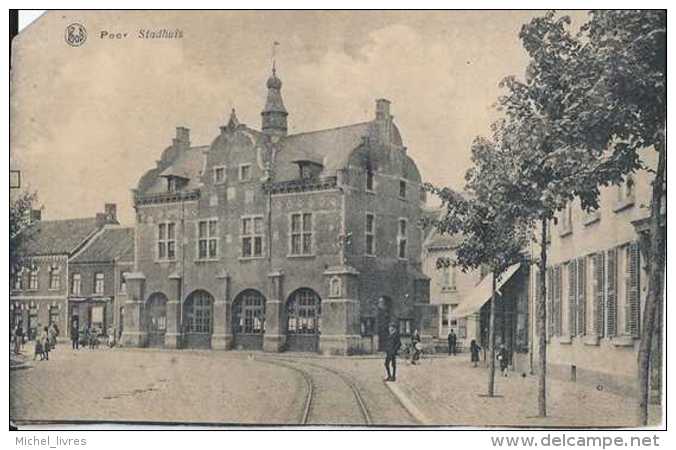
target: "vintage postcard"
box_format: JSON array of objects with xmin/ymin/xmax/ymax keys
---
[{"xmin": 8, "ymin": 9, "xmax": 666, "ymax": 432}]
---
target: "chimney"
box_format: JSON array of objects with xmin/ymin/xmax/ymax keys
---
[
  {"xmin": 375, "ymin": 98, "xmax": 391, "ymax": 121},
  {"xmin": 173, "ymin": 127, "xmax": 190, "ymax": 147},
  {"xmin": 104, "ymin": 203, "xmax": 117, "ymax": 223},
  {"xmin": 375, "ymin": 99, "xmax": 392, "ymax": 144}
]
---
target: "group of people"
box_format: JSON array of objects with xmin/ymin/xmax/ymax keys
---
[
  {"xmin": 70, "ymin": 322, "xmax": 118, "ymax": 350},
  {"xmin": 383, "ymin": 325, "xmax": 512, "ymax": 382},
  {"xmin": 10, "ymin": 322, "xmax": 59, "ymax": 361}
]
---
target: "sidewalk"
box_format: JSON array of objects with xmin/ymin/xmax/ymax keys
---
[{"xmin": 387, "ymin": 355, "xmax": 662, "ymax": 428}]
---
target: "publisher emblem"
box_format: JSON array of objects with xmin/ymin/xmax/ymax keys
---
[{"xmin": 65, "ymin": 23, "xmax": 87, "ymax": 47}]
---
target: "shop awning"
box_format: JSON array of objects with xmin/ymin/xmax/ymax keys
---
[{"xmin": 452, "ymin": 263, "xmax": 521, "ymax": 318}]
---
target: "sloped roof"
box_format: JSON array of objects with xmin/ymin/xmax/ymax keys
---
[
  {"xmin": 22, "ymin": 218, "xmax": 100, "ymax": 256},
  {"xmin": 145, "ymin": 145, "xmax": 208, "ymax": 194},
  {"xmin": 277, "ymin": 122, "xmax": 372, "ymax": 179},
  {"xmin": 71, "ymin": 227, "xmax": 134, "ymax": 263}
]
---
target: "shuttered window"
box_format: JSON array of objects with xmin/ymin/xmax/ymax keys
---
[
  {"xmin": 593, "ymin": 252, "xmax": 605, "ymax": 336},
  {"xmin": 577, "ymin": 257, "xmax": 586, "ymax": 335},
  {"xmin": 567, "ymin": 260, "xmax": 577, "ymax": 336},
  {"xmin": 554, "ymin": 266, "xmax": 563, "ymax": 336},
  {"xmin": 546, "ymin": 267, "xmax": 553, "ymax": 340},
  {"xmin": 607, "ymin": 248, "xmax": 618, "ymax": 337},
  {"xmin": 625, "ymin": 242, "xmax": 641, "ymax": 337}
]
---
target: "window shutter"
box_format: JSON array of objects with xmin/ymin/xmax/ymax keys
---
[
  {"xmin": 593, "ymin": 252, "xmax": 605, "ymax": 336},
  {"xmin": 577, "ymin": 257, "xmax": 586, "ymax": 335},
  {"xmin": 607, "ymin": 248, "xmax": 618, "ymax": 337},
  {"xmin": 568, "ymin": 260, "xmax": 577, "ymax": 337},
  {"xmin": 547, "ymin": 267, "xmax": 553, "ymax": 340},
  {"xmin": 628, "ymin": 242, "xmax": 641, "ymax": 337},
  {"xmin": 535, "ymin": 270, "xmax": 542, "ymax": 338},
  {"xmin": 554, "ymin": 266, "xmax": 563, "ymax": 336}
]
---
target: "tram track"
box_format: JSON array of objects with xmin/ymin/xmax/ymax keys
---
[{"xmin": 260, "ymin": 356, "xmax": 372, "ymax": 426}]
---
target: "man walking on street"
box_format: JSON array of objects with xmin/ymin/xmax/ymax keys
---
[
  {"xmin": 384, "ymin": 323, "xmax": 401, "ymax": 382},
  {"xmin": 71, "ymin": 319, "xmax": 79, "ymax": 350},
  {"xmin": 448, "ymin": 329, "xmax": 457, "ymax": 356}
]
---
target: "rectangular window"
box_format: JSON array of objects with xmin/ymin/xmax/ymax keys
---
[
  {"xmin": 614, "ymin": 175, "xmax": 635, "ymax": 212},
  {"xmin": 399, "ymin": 318, "xmax": 413, "ymax": 337},
  {"xmin": 72, "ymin": 273, "xmax": 81, "ymax": 296},
  {"xmin": 241, "ymin": 216, "xmax": 264, "ymax": 258},
  {"xmin": 197, "ymin": 219, "xmax": 219, "ymax": 260},
  {"xmin": 366, "ymin": 168, "xmax": 375, "ymax": 192},
  {"xmin": 94, "ymin": 272, "xmax": 104, "ymax": 295},
  {"xmin": 398, "ymin": 218, "xmax": 408, "ymax": 259},
  {"xmin": 13, "ymin": 272, "xmax": 22, "ymax": 291},
  {"xmin": 365, "ymin": 213, "xmax": 375, "ymax": 256},
  {"xmin": 157, "ymin": 222, "xmax": 176, "ymax": 261},
  {"xmin": 399, "ymin": 179, "xmax": 407, "ymax": 199},
  {"xmin": 289, "ymin": 213, "xmax": 313, "ymax": 256},
  {"xmin": 441, "ymin": 305, "xmax": 449, "ymax": 326},
  {"xmin": 442, "ymin": 265, "xmax": 456, "ymax": 291},
  {"xmin": 559, "ymin": 202, "xmax": 573, "ymax": 236},
  {"xmin": 360, "ymin": 317, "xmax": 375, "ymax": 336},
  {"xmin": 29, "ymin": 269, "xmax": 38, "ymax": 290},
  {"xmin": 49, "ymin": 267, "xmax": 61, "ymax": 290},
  {"xmin": 213, "ymin": 166, "xmax": 226, "ymax": 184},
  {"xmin": 239, "ymin": 164, "xmax": 251, "ymax": 182},
  {"xmin": 91, "ymin": 305, "xmax": 104, "ymax": 330}
]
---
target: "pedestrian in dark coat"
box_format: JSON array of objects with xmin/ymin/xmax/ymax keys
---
[
  {"xmin": 41, "ymin": 326, "xmax": 50, "ymax": 360},
  {"xmin": 448, "ymin": 329, "xmax": 457, "ymax": 356},
  {"xmin": 384, "ymin": 323, "xmax": 402, "ymax": 382},
  {"xmin": 470, "ymin": 339, "xmax": 481, "ymax": 368},
  {"xmin": 13, "ymin": 324, "xmax": 24, "ymax": 355},
  {"xmin": 71, "ymin": 321, "xmax": 80, "ymax": 350},
  {"xmin": 33, "ymin": 325, "xmax": 44, "ymax": 361},
  {"xmin": 497, "ymin": 344, "xmax": 510, "ymax": 377}
]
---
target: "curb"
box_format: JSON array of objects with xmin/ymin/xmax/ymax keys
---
[
  {"xmin": 10, "ymin": 363, "xmax": 31, "ymax": 371},
  {"xmin": 383, "ymin": 380, "xmax": 432, "ymax": 425}
]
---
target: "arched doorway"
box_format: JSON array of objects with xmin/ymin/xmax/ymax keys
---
[
  {"xmin": 183, "ymin": 290, "xmax": 213, "ymax": 349},
  {"xmin": 376, "ymin": 296, "xmax": 393, "ymax": 351},
  {"xmin": 232, "ymin": 289, "xmax": 266, "ymax": 350},
  {"xmin": 146, "ymin": 293, "xmax": 167, "ymax": 347},
  {"xmin": 286, "ymin": 288, "xmax": 321, "ymax": 352}
]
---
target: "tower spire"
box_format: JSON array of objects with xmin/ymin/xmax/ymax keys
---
[{"xmin": 261, "ymin": 42, "xmax": 288, "ymax": 136}]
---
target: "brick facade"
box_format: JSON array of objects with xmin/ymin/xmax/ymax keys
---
[{"xmin": 123, "ymin": 69, "xmax": 433, "ymax": 354}]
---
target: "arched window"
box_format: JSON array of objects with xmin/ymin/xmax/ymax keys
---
[
  {"xmin": 233, "ymin": 290, "xmax": 266, "ymax": 334},
  {"xmin": 184, "ymin": 290, "xmax": 213, "ymax": 333},
  {"xmin": 287, "ymin": 288, "xmax": 321, "ymax": 335}
]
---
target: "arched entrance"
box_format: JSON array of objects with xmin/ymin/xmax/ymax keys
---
[
  {"xmin": 183, "ymin": 290, "xmax": 213, "ymax": 349},
  {"xmin": 286, "ymin": 288, "xmax": 321, "ymax": 352},
  {"xmin": 146, "ymin": 293, "xmax": 167, "ymax": 347},
  {"xmin": 232, "ymin": 289, "xmax": 266, "ymax": 350},
  {"xmin": 376, "ymin": 296, "xmax": 393, "ymax": 351}
]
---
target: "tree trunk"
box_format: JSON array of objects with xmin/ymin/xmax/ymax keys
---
[
  {"xmin": 637, "ymin": 134, "xmax": 666, "ymax": 426},
  {"xmin": 537, "ymin": 217, "xmax": 548, "ymax": 417},
  {"xmin": 488, "ymin": 271, "xmax": 497, "ymax": 397}
]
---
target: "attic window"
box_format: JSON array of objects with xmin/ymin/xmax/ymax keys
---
[
  {"xmin": 296, "ymin": 161, "xmax": 323, "ymax": 180},
  {"xmin": 166, "ymin": 176, "xmax": 188, "ymax": 193}
]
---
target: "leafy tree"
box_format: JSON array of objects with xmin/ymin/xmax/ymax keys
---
[
  {"xmin": 574, "ymin": 10, "xmax": 666, "ymax": 425},
  {"xmin": 425, "ymin": 131, "xmax": 529, "ymax": 397},
  {"xmin": 493, "ymin": 11, "xmax": 637, "ymax": 417},
  {"xmin": 10, "ymin": 191, "xmax": 38, "ymax": 277}
]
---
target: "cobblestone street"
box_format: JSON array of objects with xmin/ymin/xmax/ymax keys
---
[{"xmin": 10, "ymin": 345, "xmax": 662, "ymax": 428}]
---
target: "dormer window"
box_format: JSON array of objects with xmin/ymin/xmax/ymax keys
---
[
  {"xmin": 294, "ymin": 160, "xmax": 323, "ymax": 180},
  {"xmin": 165, "ymin": 175, "xmax": 188, "ymax": 193}
]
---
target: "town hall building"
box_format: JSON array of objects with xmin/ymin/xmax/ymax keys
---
[{"xmin": 122, "ymin": 65, "xmax": 434, "ymax": 354}]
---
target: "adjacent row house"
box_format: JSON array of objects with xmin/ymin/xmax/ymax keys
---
[
  {"xmin": 533, "ymin": 149, "xmax": 664, "ymax": 400},
  {"xmin": 10, "ymin": 204, "xmax": 133, "ymax": 342}
]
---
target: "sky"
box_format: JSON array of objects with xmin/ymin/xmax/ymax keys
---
[{"xmin": 10, "ymin": 10, "xmax": 589, "ymax": 225}]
